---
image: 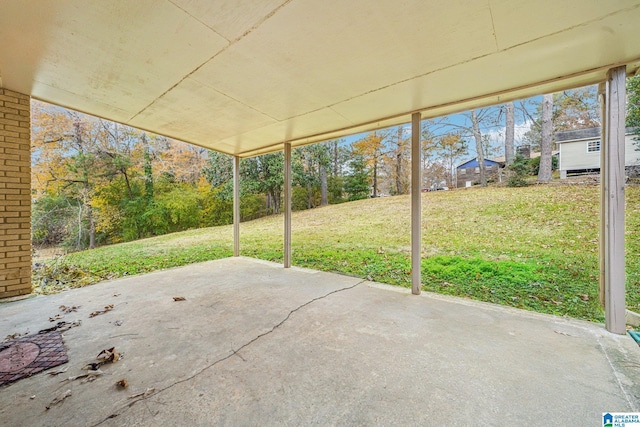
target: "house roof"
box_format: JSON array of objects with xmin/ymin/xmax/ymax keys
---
[
  {"xmin": 1, "ymin": 1, "xmax": 640, "ymax": 157},
  {"xmin": 457, "ymin": 158, "xmax": 502, "ymax": 169},
  {"xmin": 555, "ymin": 127, "xmax": 637, "ymax": 143},
  {"xmin": 490, "ymin": 151, "xmax": 559, "ymax": 163}
]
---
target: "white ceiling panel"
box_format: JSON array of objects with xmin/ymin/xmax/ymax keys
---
[
  {"xmin": 129, "ymin": 78, "xmax": 276, "ymax": 149},
  {"xmin": 1, "ymin": 0, "xmax": 639, "ymax": 157},
  {"xmin": 169, "ymin": 0, "xmax": 288, "ymax": 41}
]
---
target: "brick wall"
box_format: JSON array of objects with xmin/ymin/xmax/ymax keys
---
[{"xmin": 0, "ymin": 88, "xmax": 31, "ymax": 298}]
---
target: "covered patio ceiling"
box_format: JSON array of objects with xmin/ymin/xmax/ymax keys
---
[{"xmin": 1, "ymin": 1, "xmax": 640, "ymax": 157}]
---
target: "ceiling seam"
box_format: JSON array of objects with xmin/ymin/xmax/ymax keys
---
[
  {"xmin": 128, "ymin": 0, "xmax": 295, "ymax": 124},
  {"xmin": 318, "ymin": 5, "xmax": 640, "ymax": 117},
  {"xmin": 235, "ymin": 57, "xmax": 640, "ymax": 156},
  {"xmin": 166, "ymin": 0, "xmax": 231, "ymax": 42},
  {"xmin": 231, "ymin": 0, "xmax": 295, "ymax": 43},
  {"xmin": 499, "ymin": 3, "xmax": 640, "ymax": 52},
  {"xmin": 486, "ymin": 0, "xmax": 500, "ymax": 51}
]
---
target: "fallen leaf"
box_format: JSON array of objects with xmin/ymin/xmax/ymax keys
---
[
  {"xmin": 46, "ymin": 389, "xmax": 71, "ymax": 410},
  {"xmin": 554, "ymin": 330, "xmax": 573, "ymax": 337},
  {"xmin": 116, "ymin": 379, "xmax": 128, "ymax": 389},
  {"xmin": 62, "ymin": 369, "xmax": 104, "ymax": 383},
  {"xmin": 129, "ymin": 387, "xmax": 155, "ymax": 399},
  {"xmin": 82, "ymin": 347, "xmax": 122, "ymax": 370},
  {"xmin": 48, "ymin": 366, "xmax": 69, "ymax": 376},
  {"xmin": 38, "ymin": 321, "xmax": 81, "ymax": 334},
  {"xmin": 114, "ymin": 320, "xmax": 123, "ymax": 326},
  {"xmin": 49, "ymin": 314, "xmax": 63, "ymax": 322},
  {"xmin": 89, "ymin": 305, "xmax": 114, "ymax": 318},
  {"xmin": 173, "ymin": 297, "xmax": 186, "ymax": 301},
  {"xmin": 97, "ymin": 347, "xmax": 120, "ymax": 363},
  {"xmin": 59, "ymin": 305, "xmax": 80, "ymax": 313},
  {"xmin": 3, "ymin": 331, "xmax": 29, "ymax": 342},
  {"xmin": 580, "ymin": 294, "xmax": 590, "ymax": 301}
]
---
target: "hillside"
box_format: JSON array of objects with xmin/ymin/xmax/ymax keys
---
[{"xmin": 34, "ymin": 185, "xmax": 640, "ymax": 322}]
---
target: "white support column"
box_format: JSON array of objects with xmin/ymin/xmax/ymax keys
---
[
  {"xmin": 600, "ymin": 65, "xmax": 627, "ymax": 334},
  {"xmin": 284, "ymin": 143, "xmax": 292, "ymax": 268},
  {"xmin": 411, "ymin": 112, "xmax": 422, "ymax": 295},
  {"xmin": 233, "ymin": 155, "xmax": 240, "ymax": 257}
]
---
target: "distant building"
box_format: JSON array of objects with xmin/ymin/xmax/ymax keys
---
[
  {"xmin": 556, "ymin": 127, "xmax": 639, "ymax": 178},
  {"xmin": 455, "ymin": 158, "xmax": 503, "ymax": 188}
]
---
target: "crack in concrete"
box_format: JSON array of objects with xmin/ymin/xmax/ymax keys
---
[{"xmin": 91, "ymin": 279, "xmax": 365, "ymax": 426}]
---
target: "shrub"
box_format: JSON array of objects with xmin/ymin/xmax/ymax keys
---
[{"xmin": 507, "ymin": 154, "xmax": 530, "ymax": 187}]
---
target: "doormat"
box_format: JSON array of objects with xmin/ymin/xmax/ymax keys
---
[{"xmin": 0, "ymin": 331, "xmax": 68, "ymax": 386}]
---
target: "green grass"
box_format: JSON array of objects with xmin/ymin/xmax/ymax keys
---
[{"xmin": 34, "ymin": 184, "xmax": 640, "ymax": 323}]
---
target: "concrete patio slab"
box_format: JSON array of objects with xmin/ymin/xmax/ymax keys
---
[{"xmin": 0, "ymin": 257, "xmax": 638, "ymax": 426}]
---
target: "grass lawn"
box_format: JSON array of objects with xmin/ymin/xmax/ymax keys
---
[{"xmin": 34, "ymin": 184, "xmax": 640, "ymax": 323}]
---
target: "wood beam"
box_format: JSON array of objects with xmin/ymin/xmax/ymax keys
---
[
  {"xmin": 233, "ymin": 155, "xmax": 240, "ymax": 257},
  {"xmin": 284, "ymin": 142, "xmax": 292, "ymax": 268},
  {"xmin": 411, "ymin": 112, "xmax": 422, "ymax": 295},
  {"xmin": 600, "ymin": 65, "xmax": 627, "ymax": 334}
]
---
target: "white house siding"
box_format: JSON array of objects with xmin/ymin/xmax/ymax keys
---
[{"xmin": 558, "ymin": 132, "xmax": 639, "ymax": 177}]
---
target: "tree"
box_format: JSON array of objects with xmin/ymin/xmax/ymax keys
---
[
  {"xmin": 471, "ymin": 110, "xmax": 487, "ymax": 186},
  {"xmin": 432, "ymin": 133, "xmax": 467, "ymax": 187},
  {"xmin": 537, "ymin": 94, "xmax": 554, "ymax": 183},
  {"xmin": 31, "ymin": 105, "xmax": 106, "ymax": 249},
  {"xmin": 241, "ymin": 152, "xmax": 284, "ymax": 213},
  {"xmin": 344, "ymin": 155, "xmax": 370, "ymax": 201},
  {"xmin": 627, "ymin": 74, "xmax": 640, "ymax": 141},
  {"xmin": 553, "ymin": 86, "xmax": 600, "ymax": 131},
  {"xmin": 203, "ymin": 150, "xmax": 234, "ymax": 199},
  {"xmin": 523, "ymin": 86, "xmax": 600, "ymax": 150},
  {"xmin": 504, "ymin": 102, "xmax": 515, "ymax": 165},
  {"xmin": 386, "ymin": 126, "xmax": 410, "ymax": 195},
  {"xmin": 352, "ymin": 132, "xmax": 386, "ymax": 197}
]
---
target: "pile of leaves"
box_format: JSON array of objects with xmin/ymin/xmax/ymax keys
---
[{"xmin": 32, "ymin": 260, "xmax": 103, "ymax": 295}]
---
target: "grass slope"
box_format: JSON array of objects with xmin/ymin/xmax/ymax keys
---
[{"xmin": 34, "ymin": 185, "xmax": 640, "ymax": 322}]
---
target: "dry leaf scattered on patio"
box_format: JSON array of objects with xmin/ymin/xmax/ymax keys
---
[
  {"xmin": 116, "ymin": 378, "xmax": 128, "ymax": 389},
  {"xmin": 46, "ymin": 389, "xmax": 71, "ymax": 410},
  {"xmin": 48, "ymin": 366, "xmax": 69, "ymax": 376},
  {"xmin": 49, "ymin": 314, "xmax": 63, "ymax": 322},
  {"xmin": 82, "ymin": 347, "xmax": 122, "ymax": 370},
  {"xmin": 129, "ymin": 387, "xmax": 155, "ymax": 399},
  {"xmin": 38, "ymin": 321, "xmax": 81, "ymax": 334},
  {"xmin": 97, "ymin": 347, "xmax": 120, "ymax": 363},
  {"xmin": 61, "ymin": 369, "xmax": 104, "ymax": 383},
  {"xmin": 59, "ymin": 305, "xmax": 80, "ymax": 313},
  {"xmin": 113, "ymin": 320, "xmax": 123, "ymax": 326},
  {"xmin": 89, "ymin": 305, "xmax": 114, "ymax": 318},
  {"xmin": 3, "ymin": 331, "xmax": 29, "ymax": 342},
  {"xmin": 173, "ymin": 296, "xmax": 186, "ymax": 301}
]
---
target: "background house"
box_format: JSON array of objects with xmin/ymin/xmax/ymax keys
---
[
  {"xmin": 557, "ymin": 127, "xmax": 639, "ymax": 178},
  {"xmin": 456, "ymin": 158, "xmax": 503, "ymax": 188}
]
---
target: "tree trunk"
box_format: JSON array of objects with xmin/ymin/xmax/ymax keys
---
[
  {"xmin": 372, "ymin": 158, "xmax": 378, "ymax": 198},
  {"xmin": 505, "ymin": 102, "xmax": 515, "ymax": 165},
  {"xmin": 320, "ymin": 165, "xmax": 328, "ymax": 206},
  {"xmin": 333, "ymin": 140, "xmax": 339, "ymax": 177},
  {"xmin": 395, "ymin": 127, "xmax": 403, "ymax": 195},
  {"xmin": 142, "ymin": 133, "xmax": 153, "ymax": 199},
  {"xmin": 538, "ymin": 94, "xmax": 553, "ymax": 183},
  {"xmin": 471, "ymin": 110, "xmax": 487, "ymax": 187},
  {"xmin": 87, "ymin": 203, "xmax": 96, "ymax": 249}
]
